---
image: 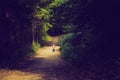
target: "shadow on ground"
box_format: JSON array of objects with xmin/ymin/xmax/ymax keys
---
[
  {"xmin": 0, "ymin": 46, "xmax": 120, "ymax": 80},
  {"xmin": 14, "ymin": 46, "xmax": 78, "ymax": 80}
]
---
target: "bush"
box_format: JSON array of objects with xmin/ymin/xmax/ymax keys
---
[
  {"xmin": 61, "ymin": 33, "xmax": 92, "ymax": 65},
  {"xmin": 61, "ymin": 34, "xmax": 79, "ymax": 63},
  {"xmin": 29, "ymin": 43, "xmax": 41, "ymax": 56}
]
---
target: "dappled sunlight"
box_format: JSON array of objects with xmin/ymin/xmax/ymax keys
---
[
  {"xmin": 0, "ymin": 46, "xmax": 65, "ymax": 80},
  {"xmin": 36, "ymin": 46, "xmax": 61, "ymax": 59},
  {"xmin": 47, "ymin": 36, "xmax": 61, "ymax": 46},
  {"xmin": 26, "ymin": 46, "xmax": 63, "ymax": 69},
  {"xmin": 0, "ymin": 69, "xmax": 44, "ymax": 80}
]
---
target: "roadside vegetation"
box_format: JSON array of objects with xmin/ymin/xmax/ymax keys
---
[{"xmin": 0, "ymin": 1, "xmax": 120, "ymax": 79}]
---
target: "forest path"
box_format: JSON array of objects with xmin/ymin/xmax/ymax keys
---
[
  {"xmin": 0, "ymin": 46, "xmax": 73, "ymax": 80},
  {"xmin": 0, "ymin": 37, "xmax": 118, "ymax": 80},
  {"xmin": 0, "ymin": 46, "xmax": 119, "ymax": 80}
]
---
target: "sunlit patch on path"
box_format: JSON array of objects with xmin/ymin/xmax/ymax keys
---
[
  {"xmin": 0, "ymin": 46, "xmax": 119, "ymax": 80},
  {"xmin": 23, "ymin": 46, "xmax": 64, "ymax": 69},
  {"xmin": 36, "ymin": 46, "xmax": 61, "ymax": 59},
  {"xmin": 0, "ymin": 46, "xmax": 68, "ymax": 80},
  {"xmin": 0, "ymin": 70, "xmax": 42, "ymax": 80}
]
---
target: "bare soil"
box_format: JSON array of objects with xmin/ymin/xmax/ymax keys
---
[{"xmin": 0, "ymin": 46, "xmax": 120, "ymax": 80}]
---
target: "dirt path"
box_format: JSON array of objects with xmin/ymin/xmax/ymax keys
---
[
  {"xmin": 0, "ymin": 45, "xmax": 119, "ymax": 80},
  {"xmin": 22, "ymin": 46, "xmax": 63, "ymax": 69},
  {"xmin": 0, "ymin": 46, "xmax": 72, "ymax": 80}
]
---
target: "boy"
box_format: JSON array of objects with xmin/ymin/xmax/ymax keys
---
[{"xmin": 52, "ymin": 44, "xmax": 55, "ymax": 52}]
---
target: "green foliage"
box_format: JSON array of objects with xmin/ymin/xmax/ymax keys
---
[
  {"xmin": 61, "ymin": 34, "xmax": 73, "ymax": 59},
  {"xmin": 61, "ymin": 33, "xmax": 85, "ymax": 64},
  {"xmin": 29, "ymin": 43, "xmax": 41, "ymax": 55},
  {"xmin": 1, "ymin": 0, "xmax": 119, "ymax": 68},
  {"xmin": 0, "ymin": 0, "xmax": 47, "ymax": 68},
  {"xmin": 61, "ymin": 28, "xmax": 96, "ymax": 64},
  {"xmin": 34, "ymin": 2, "xmax": 53, "ymax": 45},
  {"xmin": 43, "ymin": 22, "xmax": 53, "ymax": 31},
  {"xmin": 61, "ymin": 33, "xmax": 74, "ymax": 45},
  {"xmin": 62, "ymin": 24, "xmax": 75, "ymax": 33},
  {"xmin": 33, "ymin": 0, "xmax": 68, "ymax": 44},
  {"xmin": 35, "ymin": 8, "xmax": 52, "ymax": 20},
  {"xmin": 49, "ymin": 0, "xmax": 68, "ymax": 8},
  {"xmin": 58, "ymin": 0, "xmax": 120, "ymax": 65}
]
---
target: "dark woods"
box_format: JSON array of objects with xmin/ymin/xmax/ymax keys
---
[
  {"xmin": 0, "ymin": 0, "xmax": 49, "ymax": 68},
  {"xmin": 0, "ymin": 0, "xmax": 120, "ymax": 68},
  {"xmin": 88, "ymin": 0, "xmax": 120, "ymax": 60},
  {"xmin": 0, "ymin": 0, "xmax": 33, "ymax": 67},
  {"xmin": 54, "ymin": 0, "xmax": 120, "ymax": 65}
]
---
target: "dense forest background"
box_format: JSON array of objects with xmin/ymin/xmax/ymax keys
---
[
  {"xmin": 58, "ymin": 0, "xmax": 120, "ymax": 65},
  {"xmin": 0, "ymin": 0, "xmax": 120, "ymax": 68}
]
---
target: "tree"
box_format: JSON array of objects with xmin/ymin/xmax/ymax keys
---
[
  {"xmin": 0, "ymin": 0, "xmax": 69, "ymax": 67},
  {"xmin": 51, "ymin": 0, "xmax": 120, "ymax": 64},
  {"xmin": 0, "ymin": 0, "xmax": 42, "ymax": 67}
]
